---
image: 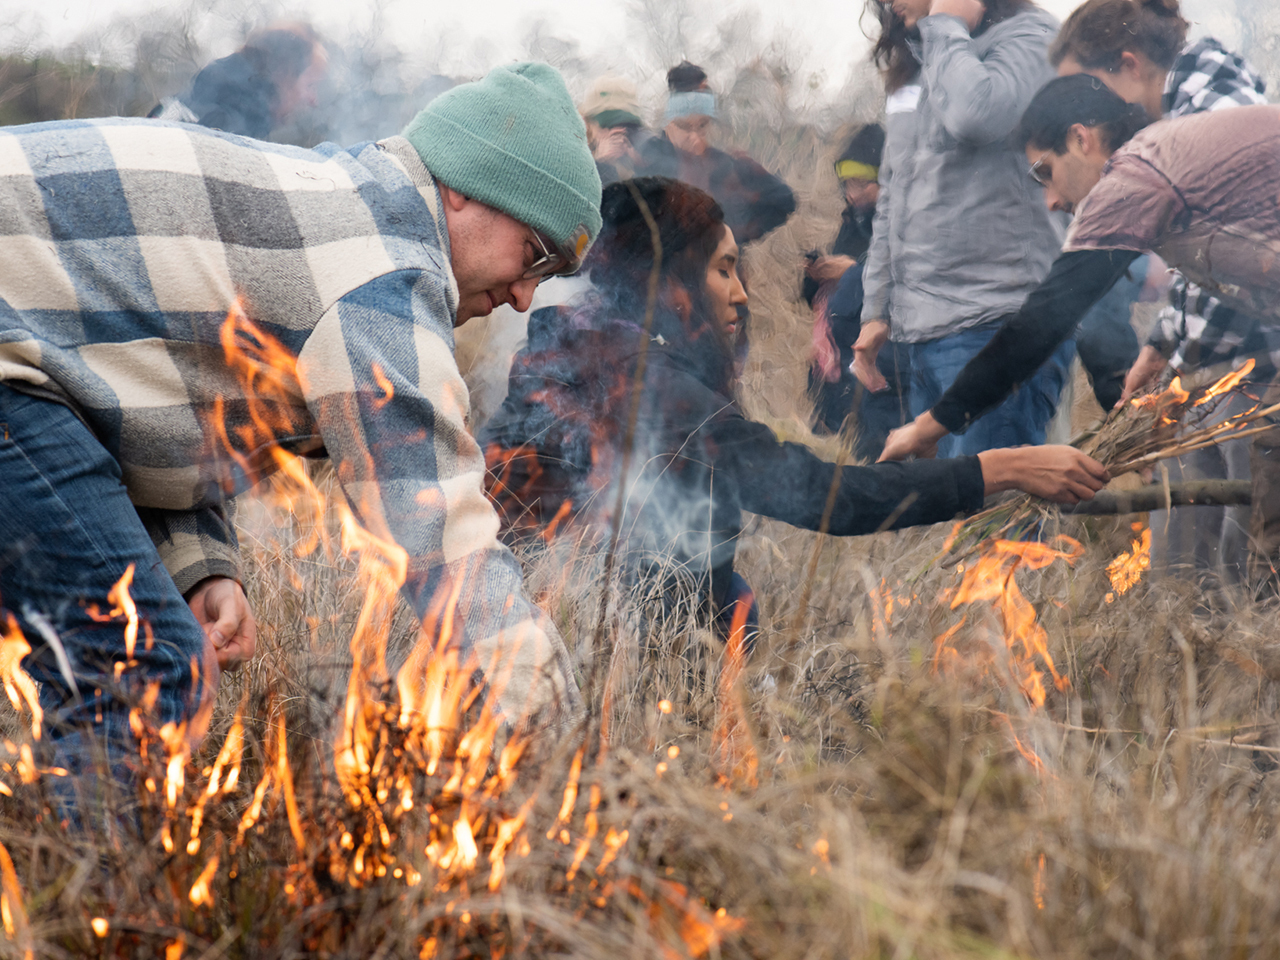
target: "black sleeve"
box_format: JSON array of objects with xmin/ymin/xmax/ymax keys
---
[
  {"xmin": 708, "ymin": 413, "xmax": 986, "ymax": 534},
  {"xmin": 931, "ymin": 249, "xmax": 1141, "ymax": 435}
]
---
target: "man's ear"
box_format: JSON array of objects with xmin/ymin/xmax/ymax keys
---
[
  {"xmin": 439, "ymin": 184, "xmax": 469, "ymax": 212},
  {"xmin": 1069, "ymin": 122, "xmax": 1096, "ymax": 155}
]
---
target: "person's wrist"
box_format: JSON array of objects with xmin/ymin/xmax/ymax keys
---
[{"xmin": 976, "ymin": 448, "xmax": 1019, "ymax": 495}]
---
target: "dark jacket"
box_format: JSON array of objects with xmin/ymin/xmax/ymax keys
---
[
  {"xmin": 481, "ymin": 303, "xmax": 984, "ymax": 612},
  {"xmin": 149, "ymin": 52, "xmax": 276, "ymax": 139},
  {"xmin": 636, "ymin": 137, "xmax": 796, "ymax": 244}
]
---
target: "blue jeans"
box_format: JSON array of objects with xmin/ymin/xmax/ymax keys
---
[
  {"xmin": 907, "ymin": 322, "xmax": 1076, "ymax": 459},
  {"xmin": 0, "ymin": 383, "xmax": 206, "ymax": 781},
  {"xmin": 1076, "ymin": 255, "xmax": 1149, "ymax": 410}
]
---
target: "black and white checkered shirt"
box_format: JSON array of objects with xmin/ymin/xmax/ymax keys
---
[{"xmin": 1148, "ymin": 38, "xmax": 1273, "ymax": 381}]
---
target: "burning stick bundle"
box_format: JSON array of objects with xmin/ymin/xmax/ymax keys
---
[{"xmin": 942, "ymin": 360, "xmax": 1270, "ymax": 564}]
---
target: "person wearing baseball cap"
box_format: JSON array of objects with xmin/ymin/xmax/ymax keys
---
[{"xmin": 0, "ymin": 61, "xmax": 599, "ymax": 804}]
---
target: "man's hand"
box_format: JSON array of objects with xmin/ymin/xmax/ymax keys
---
[
  {"xmin": 805, "ymin": 254, "xmax": 856, "ymax": 284},
  {"xmin": 594, "ymin": 128, "xmax": 635, "ymax": 164},
  {"xmin": 977, "ymin": 446, "xmax": 1110, "ymax": 504},
  {"xmin": 1119, "ymin": 344, "xmax": 1169, "ymax": 407},
  {"xmin": 187, "ymin": 576, "xmax": 257, "ymax": 671},
  {"xmin": 878, "ymin": 411, "xmax": 948, "ymax": 461},
  {"xmin": 928, "ymin": 0, "xmax": 985, "ymax": 31},
  {"xmin": 852, "ymin": 320, "xmax": 890, "ymax": 392}
]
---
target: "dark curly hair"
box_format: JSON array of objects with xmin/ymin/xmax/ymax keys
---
[{"xmin": 585, "ymin": 177, "xmax": 736, "ymax": 395}]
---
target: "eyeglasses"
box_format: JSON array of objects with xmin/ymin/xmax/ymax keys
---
[
  {"xmin": 522, "ymin": 230, "xmax": 578, "ymax": 281},
  {"xmin": 1028, "ymin": 150, "xmax": 1053, "ymax": 187}
]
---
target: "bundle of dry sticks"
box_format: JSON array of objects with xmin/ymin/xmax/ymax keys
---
[{"xmin": 942, "ymin": 359, "xmax": 1272, "ymax": 563}]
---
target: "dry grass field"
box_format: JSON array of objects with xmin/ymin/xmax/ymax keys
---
[{"xmin": 5, "ymin": 77, "xmax": 1280, "ymax": 960}]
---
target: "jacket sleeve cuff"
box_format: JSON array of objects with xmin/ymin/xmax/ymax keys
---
[{"xmin": 954, "ymin": 455, "xmax": 986, "ymax": 513}]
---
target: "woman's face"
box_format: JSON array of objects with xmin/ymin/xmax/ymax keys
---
[
  {"xmin": 704, "ymin": 226, "xmax": 748, "ymax": 339},
  {"xmin": 886, "ymin": 0, "xmax": 934, "ymax": 29}
]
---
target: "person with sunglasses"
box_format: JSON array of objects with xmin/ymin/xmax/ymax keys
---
[
  {"xmin": 878, "ymin": 76, "xmax": 1280, "ymax": 583},
  {"xmin": 0, "ymin": 62, "xmax": 599, "ymax": 801}
]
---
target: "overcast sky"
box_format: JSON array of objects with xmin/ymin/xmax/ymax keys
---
[{"xmin": 0, "ymin": 0, "xmax": 1252, "ymax": 98}]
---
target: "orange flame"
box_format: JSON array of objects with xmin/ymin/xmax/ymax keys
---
[
  {"xmin": 939, "ymin": 537, "xmax": 1083, "ymax": 708},
  {"xmin": 1194, "ymin": 358, "xmax": 1255, "ymax": 407},
  {"xmin": 1105, "ymin": 524, "xmax": 1151, "ymax": 602},
  {"xmin": 0, "ymin": 614, "xmax": 41, "ymax": 740},
  {"xmin": 0, "ymin": 841, "xmax": 32, "ymax": 960},
  {"xmin": 713, "ymin": 593, "xmax": 759, "ymax": 789}
]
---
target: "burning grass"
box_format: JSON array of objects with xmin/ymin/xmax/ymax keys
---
[
  {"xmin": 6, "ymin": 469, "xmax": 1280, "ymax": 959},
  {"xmin": 6, "ymin": 109, "xmax": 1280, "ymax": 960}
]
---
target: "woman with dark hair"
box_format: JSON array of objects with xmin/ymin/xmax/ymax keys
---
[
  {"xmin": 480, "ymin": 177, "xmax": 1108, "ymax": 639},
  {"xmin": 149, "ymin": 22, "xmax": 329, "ymax": 140},
  {"xmin": 852, "ymin": 0, "xmax": 1074, "ymax": 459}
]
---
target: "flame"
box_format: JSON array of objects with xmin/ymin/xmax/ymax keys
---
[
  {"xmin": 188, "ymin": 855, "xmax": 219, "ymax": 907},
  {"xmin": 1194, "ymin": 358, "xmax": 1255, "ymax": 407},
  {"xmin": 1106, "ymin": 525, "xmax": 1151, "ymax": 601},
  {"xmin": 107, "ymin": 565, "xmax": 139, "ymax": 661},
  {"xmin": 0, "ymin": 613, "xmax": 41, "ymax": 740},
  {"xmin": 713, "ymin": 592, "xmax": 759, "ymax": 789},
  {"xmin": 0, "ymin": 842, "xmax": 32, "ymax": 960},
  {"xmin": 939, "ymin": 537, "xmax": 1082, "ymax": 708}
]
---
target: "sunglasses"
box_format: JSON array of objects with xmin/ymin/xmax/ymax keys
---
[
  {"xmin": 522, "ymin": 230, "xmax": 579, "ymax": 281},
  {"xmin": 1028, "ymin": 150, "xmax": 1053, "ymax": 187}
]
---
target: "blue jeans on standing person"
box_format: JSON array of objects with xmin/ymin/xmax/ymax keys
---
[
  {"xmin": 907, "ymin": 321, "xmax": 1076, "ymax": 458},
  {"xmin": 0, "ymin": 383, "xmax": 207, "ymax": 790}
]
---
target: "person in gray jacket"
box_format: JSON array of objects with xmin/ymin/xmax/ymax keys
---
[{"xmin": 852, "ymin": 0, "xmax": 1074, "ymax": 458}]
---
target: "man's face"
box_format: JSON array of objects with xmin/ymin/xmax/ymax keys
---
[
  {"xmin": 665, "ymin": 115, "xmax": 713, "ymax": 157},
  {"xmin": 843, "ymin": 177, "xmax": 880, "ymax": 213},
  {"xmin": 439, "ymin": 187, "xmax": 543, "ymax": 326},
  {"xmin": 1025, "ymin": 131, "xmax": 1107, "ymax": 214}
]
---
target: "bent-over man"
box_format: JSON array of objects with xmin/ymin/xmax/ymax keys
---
[{"xmin": 0, "ymin": 62, "xmax": 601, "ymax": 780}]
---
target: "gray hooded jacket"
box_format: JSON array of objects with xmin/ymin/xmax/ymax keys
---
[{"xmin": 862, "ymin": 8, "xmax": 1064, "ymax": 343}]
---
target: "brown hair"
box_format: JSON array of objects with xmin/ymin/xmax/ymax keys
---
[
  {"xmin": 1048, "ymin": 0, "xmax": 1188, "ymax": 71},
  {"xmin": 866, "ymin": 0, "xmax": 1036, "ymax": 92}
]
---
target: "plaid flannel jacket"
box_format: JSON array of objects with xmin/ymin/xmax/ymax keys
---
[
  {"xmin": 1146, "ymin": 38, "xmax": 1274, "ymax": 381},
  {"xmin": 0, "ymin": 118, "xmax": 580, "ymax": 720}
]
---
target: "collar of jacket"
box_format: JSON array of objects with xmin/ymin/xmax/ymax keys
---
[{"xmin": 375, "ymin": 135, "xmax": 460, "ymax": 317}]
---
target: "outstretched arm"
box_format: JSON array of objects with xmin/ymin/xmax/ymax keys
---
[{"xmin": 879, "ymin": 249, "xmax": 1141, "ymax": 460}]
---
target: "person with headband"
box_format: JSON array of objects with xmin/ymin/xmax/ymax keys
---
[
  {"xmin": 877, "ymin": 75, "xmax": 1280, "ymax": 578},
  {"xmin": 635, "ymin": 61, "xmax": 796, "ymax": 245}
]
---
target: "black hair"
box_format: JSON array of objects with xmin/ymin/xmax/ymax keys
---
[
  {"xmin": 1018, "ymin": 74, "xmax": 1152, "ymax": 153},
  {"xmin": 666, "ymin": 61, "xmax": 710, "ymax": 93},
  {"xmin": 585, "ymin": 177, "xmax": 736, "ymax": 395},
  {"xmin": 1049, "ymin": 0, "xmax": 1188, "ymax": 71}
]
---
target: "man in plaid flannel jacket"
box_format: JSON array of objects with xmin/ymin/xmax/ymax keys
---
[{"xmin": 0, "ymin": 61, "xmax": 601, "ymax": 776}]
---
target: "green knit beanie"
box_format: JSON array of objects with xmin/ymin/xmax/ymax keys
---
[{"xmin": 402, "ymin": 62, "xmax": 603, "ymax": 263}]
